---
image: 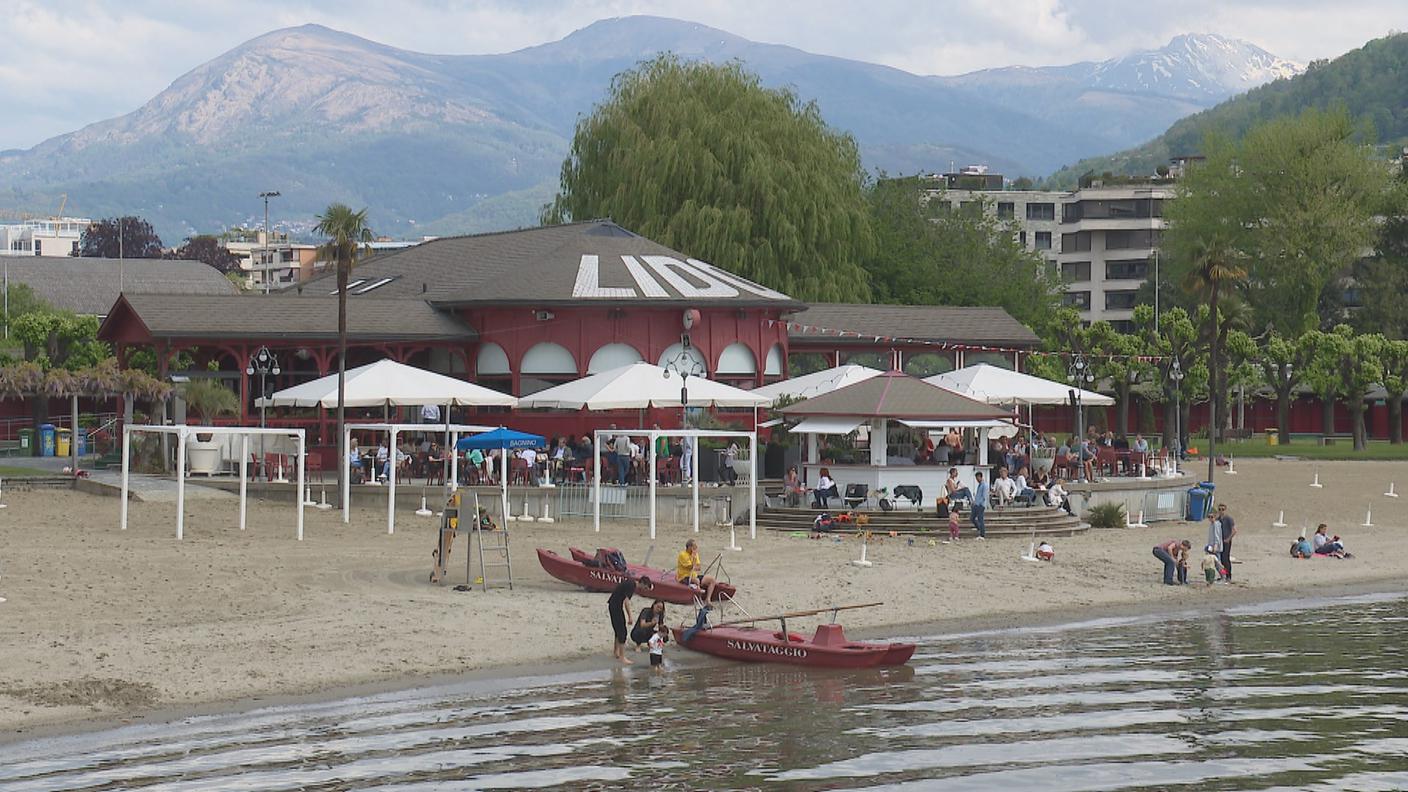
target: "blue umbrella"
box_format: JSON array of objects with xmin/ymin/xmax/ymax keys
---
[{"xmin": 456, "ymin": 427, "xmax": 544, "ymax": 452}]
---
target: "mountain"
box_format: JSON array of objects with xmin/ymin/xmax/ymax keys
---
[
  {"xmin": 0, "ymin": 18, "xmax": 1302, "ymax": 242},
  {"xmin": 1046, "ymin": 33, "xmax": 1408, "ymax": 187}
]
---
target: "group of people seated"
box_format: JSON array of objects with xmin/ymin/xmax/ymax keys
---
[{"xmin": 1291, "ymin": 524, "xmax": 1352, "ymax": 558}]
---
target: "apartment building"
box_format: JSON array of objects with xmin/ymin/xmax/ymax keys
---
[
  {"xmin": 0, "ymin": 216, "xmax": 90, "ymax": 257},
  {"xmin": 1055, "ymin": 183, "xmax": 1171, "ymax": 330},
  {"xmin": 223, "ymin": 232, "xmax": 320, "ymax": 290},
  {"xmin": 922, "ymin": 173, "xmax": 1065, "ymax": 268}
]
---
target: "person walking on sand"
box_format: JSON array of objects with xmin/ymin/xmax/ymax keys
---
[
  {"xmin": 608, "ymin": 576, "xmax": 653, "ymax": 665},
  {"xmin": 1215, "ymin": 504, "xmax": 1236, "ymax": 582},
  {"xmin": 947, "ymin": 507, "xmax": 961, "ymax": 542},
  {"xmin": 972, "ymin": 471, "xmax": 989, "ymax": 540},
  {"xmin": 1153, "ymin": 539, "xmax": 1193, "ymax": 585}
]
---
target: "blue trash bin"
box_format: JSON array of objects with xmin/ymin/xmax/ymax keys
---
[
  {"xmin": 39, "ymin": 423, "xmax": 56, "ymax": 457},
  {"xmin": 1200, "ymin": 481, "xmax": 1216, "ymax": 511},
  {"xmin": 1187, "ymin": 487, "xmax": 1211, "ymax": 521},
  {"xmin": 75, "ymin": 428, "xmax": 88, "ymax": 455}
]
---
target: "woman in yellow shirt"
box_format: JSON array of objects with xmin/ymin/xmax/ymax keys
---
[{"xmin": 675, "ymin": 538, "xmax": 718, "ymax": 603}]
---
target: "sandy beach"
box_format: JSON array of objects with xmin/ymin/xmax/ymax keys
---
[{"xmin": 1, "ymin": 457, "xmax": 1405, "ymax": 738}]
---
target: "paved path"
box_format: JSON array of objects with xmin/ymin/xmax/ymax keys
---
[{"xmin": 83, "ymin": 470, "xmax": 236, "ymax": 502}]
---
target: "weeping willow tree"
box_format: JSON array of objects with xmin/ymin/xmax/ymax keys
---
[{"xmin": 543, "ymin": 56, "xmax": 874, "ymax": 302}]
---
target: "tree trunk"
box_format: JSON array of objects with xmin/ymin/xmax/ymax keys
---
[
  {"xmin": 1180, "ymin": 400, "xmax": 1192, "ymax": 457},
  {"xmin": 1391, "ymin": 394, "xmax": 1404, "ymax": 445},
  {"xmin": 1162, "ymin": 389, "xmax": 1176, "ymax": 450},
  {"xmin": 1116, "ymin": 381, "xmax": 1131, "ymax": 437},
  {"xmin": 1276, "ymin": 385, "xmax": 1292, "ymax": 442},
  {"xmin": 1321, "ymin": 394, "xmax": 1335, "ymax": 437},
  {"xmin": 336, "ymin": 259, "xmax": 348, "ymax": 500},
  {"xmin": 1352, "ymin": 395, "xmax": 1367, "ymax": 451},
  {"xmin": 1207, "ymin": 286, "xmax": 1219, "ymax": 483}
]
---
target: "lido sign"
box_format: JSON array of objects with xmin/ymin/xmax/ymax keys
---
[{"xmin": 573, "ymin": 254, "xmax": 789, "ymax": 301}]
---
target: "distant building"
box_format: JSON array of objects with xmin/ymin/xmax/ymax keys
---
[
  {"xmin": 922, "ymin": 178, "xmax": 1066, "ymax": 270},
  {"xmin": 2, "ymin": 256, "xmax": 237, "ymax": 317},
  {"xmin": 0, "ymin": 216, "xmax": 91, "ymax": 257},
  {"xmin": 222, "ymin": 231, "xmax": 320, "ymax": 289}
]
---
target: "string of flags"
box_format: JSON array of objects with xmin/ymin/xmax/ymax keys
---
[{"xmin": 769, "ymin": 319, "xmax": 1168, "ymax": 363}]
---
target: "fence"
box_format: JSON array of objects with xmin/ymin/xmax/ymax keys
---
[
  {"xmin": 555, "ymin": 483, "xmax": 748, "ymax": 527},
  {"xmin": 1141, "ymin": 488, "xmax": 1189, "ymax": 523}
]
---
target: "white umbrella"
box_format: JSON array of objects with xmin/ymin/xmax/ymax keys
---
[
  {"xmin": 517, "ymin": 362, "xmax": 769, "ymax": 410},
  {"xmin": 750, "ymin": 364, "xmax": 884, "ymax": 403},
  {"xmin": 926, "ymin": 363, "xmax": 1114, "ymax": 407},
  {"xmin": 261, "ymin": 359, "xmax": 516, "ymax": 408}
]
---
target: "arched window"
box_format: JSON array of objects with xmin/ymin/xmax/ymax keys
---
[
  {"xmin": 476, "ymin": 343, "xmax": 510, "ymax": 375},
  {"xmin": 902, "ymin": 352, "xmax": 954, "ymax": 378},
  {"xmin": 520, "ymin": 342, "xmax": 578, "ymax": 395},
  {"xmin": 587, "ymin": 343, "xmax": 643, "ymax": 374},
  {"xmin": 966, "ymin": 351, "xmax": 1016, "ymax": 370},
  {"xmin": 658, "ymin": 343, "xmax": 708, "ymax": 375},
  {"xmin": 764, "ymin": 344, "xmax": 784, "ymax": 378},
  {"xmin": 715, "ymin": 342, "xmax": 757, "ymax": 387}
]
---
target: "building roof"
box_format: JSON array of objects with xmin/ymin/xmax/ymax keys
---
[
  {"xmin": 295, "ymin": 221, "xmax": 803, "ymax": 309},
  {"xmin": 780, "ymin": 370, "xmax": 1012, "ymax": 420},
  {"xmin": 788, "ymin": 303, "xmax": 1039, "ymax": 347},
  {"xmin": 98, "ymin": 293, "xmax": 476, "ymax": 343},
  {"xmin": 4, "ymin": 256, "xmax": 237, "ymax": 316}
]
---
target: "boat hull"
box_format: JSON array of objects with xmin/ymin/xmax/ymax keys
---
[
  {"xmin": 536, "ymin": 548, "xmax": 735, "ymax": 605},
  {"xmin": 672, "ymin": 624, "xmax": 916, "ymax": 669}
]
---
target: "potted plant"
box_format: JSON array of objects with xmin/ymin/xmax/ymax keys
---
[{"xmin": 181, "ymin": 378, "xmax": 239, "ymax": 474}]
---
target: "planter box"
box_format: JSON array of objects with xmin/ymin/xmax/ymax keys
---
[{"xmin": 187, "ymin": 441, "xmax": 224, "ymax": 476}]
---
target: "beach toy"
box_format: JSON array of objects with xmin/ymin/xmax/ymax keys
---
[{"xmin": 927, "ymin": 539, "xmax": 937, "ymax": 547}]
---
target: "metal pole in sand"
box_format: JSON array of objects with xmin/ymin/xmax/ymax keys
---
[
  {"xmin": 120, "ymin": 425, "xmax": 130, "ymax": 531},
  {"xmin": 176, "ymin": 429, "xmax": 187, "ymax": 541},
  {"xmin": 239, "ymin": 434, "xmax": 248, "ymax": 531},
  {"xmin": 296, "ymin": 430, "xmax": 305, "ymax": 541}
]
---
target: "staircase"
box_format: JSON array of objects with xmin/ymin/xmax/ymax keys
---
[{"xmin": 756, "ymin": 503, "xmax": 1087, "ymax": 538}]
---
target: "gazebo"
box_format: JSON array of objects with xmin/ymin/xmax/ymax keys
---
[{"xmin": 781, "ymin": 370, "xmax": 1014, "ymax": 501}]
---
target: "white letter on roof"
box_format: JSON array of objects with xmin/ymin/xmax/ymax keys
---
[
  {"xmin": 689, "ymin": 258, "xmax": 789, "ymax": 300},
  {"xmin": 572, "ymin": 254, "xmax": 636, "ymax": 299},
  {"xmin": 622, "ymin": 255, "xmax": 668, "ymax": 297},
  {"xmin": 642, "ymin": 256, "xmax": 738, "ymax": 298}
]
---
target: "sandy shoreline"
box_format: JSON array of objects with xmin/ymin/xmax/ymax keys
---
[{"xmin": 2, "ymin": 458, "xmax": 1406, "ymax": 741}]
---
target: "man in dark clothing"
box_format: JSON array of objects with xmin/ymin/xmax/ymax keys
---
[
  {"xmin": 609, "ymin": 576, "xmax": 653, "ymax": 665},
  {"xmin": 1216, "ymin": 504, "xmax": 1236, "ymax": 582}
]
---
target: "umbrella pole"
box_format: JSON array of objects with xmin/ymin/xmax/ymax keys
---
[
  {"xmin": 501, "ymin": 445, "xmax": 508, "ymax": 526},
  {"xmin": 649, "ymin": 434, "xmax": 657, "ymax": 540},
  {"xmin": 594, "ymin": 432, "xmax": 601, "ymax": 533}
]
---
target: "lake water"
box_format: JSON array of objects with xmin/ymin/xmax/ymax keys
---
[{"xmin": 3, "ymin": 592, "xmax": 1408, "ymax": 791}]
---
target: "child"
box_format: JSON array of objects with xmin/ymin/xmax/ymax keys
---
[
  {"xmin": 1201, "ymin": 545, "xmax": 1221, "ymax": 584},
  {"xmin": 1036, "ymin": 541, "xmax": 1054, "ymax": 561},
  {"xmin": 648, "ymin": 623, "xmax": 668, "ymax": 671},
  {"xmin": 947, "ymin": 508, "xmax": 960, "ymax": 543},
  {"xmin": 811, "ymin": 512, "xmax": 835, "ymax": 538}
]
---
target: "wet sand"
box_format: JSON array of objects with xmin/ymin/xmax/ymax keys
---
[{"xmin": 1, "ymin": 457, "xmax": 1404, "ymax": 737}]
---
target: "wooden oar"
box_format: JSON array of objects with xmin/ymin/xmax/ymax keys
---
[{"xmin": 709, "ymin": 602, "xmax": 883, "ymax": 629}]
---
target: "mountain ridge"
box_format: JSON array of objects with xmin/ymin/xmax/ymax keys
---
[{"xmin": 0, "ymin": 17, "xmax": 1303, "ymax": 241}]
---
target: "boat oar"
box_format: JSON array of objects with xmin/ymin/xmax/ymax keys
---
[{"xmin": 709, "ymin": 601, "xmax": 884, "ymax": 629}]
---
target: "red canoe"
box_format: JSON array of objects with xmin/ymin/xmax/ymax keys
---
[
  {"xmin": 535, "ymin": 547, "xmax": 736, "ymax": 605},
  {"xmin": 672, "ymin": 622, "xmax": 916, "ymax": 669}
]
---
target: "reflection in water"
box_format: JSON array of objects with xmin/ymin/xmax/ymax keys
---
[{"xmin": 1, "ymin": 594, "xmax": 1406, "ymax": 791}]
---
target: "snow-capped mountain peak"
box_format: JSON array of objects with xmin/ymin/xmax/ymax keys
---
[{"xmin": 1087, "ymin": 32, "xmax": 1303, "ymax": 100}]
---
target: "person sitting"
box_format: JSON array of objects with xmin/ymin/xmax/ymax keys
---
[
  {"xmin": 1046, "ymin": 478, "xmax": 1072, "ymax": 515},
  {"xmin": 993, "ymin": 467, "xmax": 1017, "ymax": 508},
  {"xmin": 374, "ymin": 442, "xmax": 389, "ymax": 482},
  {"xmin": 811, "ymin": 512, "xmax": 835, "ymax": 536},
  {"xmin": 1013, "ymin": 466, "xmax": 1038, "ymax": 506},
  {"xmin": 1314, "ymin": 529, "xmax": 1349, "ymax": 558},
  {"xmin": 347, "ymin": 441, "xmax": 366, "ymax": 483},
  {"xmin": 1291, "ymin": 536, "xmax": 1315, "ymax": 558},
  {"xmin": 1078, "ymin": 439, "xmax": 1097, "ymax": 481},
  {"xmin": 944, "ymin": 467, "xmax": 972, "ymax": 508},
  {"xmin": 782, "ymin": 466, "xmax": 805, "ymax": 507},
  {"xmin": 933, "ymin": 440, "xmax": 951, "ymax": 464},
  {"xmin": 676, "ymin": 539, "xmax": 718, "ymax": 603},
  {"xmin": 813, "ymin": 468, "xmax": 836, "ymax": 508}
]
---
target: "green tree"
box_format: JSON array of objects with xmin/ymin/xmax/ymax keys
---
[
  {"xmin": 543, "ymin": 56, "xmax": 873, "ymax": 302},
  {"xmin": 1136, "ymin": 305, "xmax": 1206, "ymax": 453},
  {"xmin": 865, "ymin": 180, "xmax": 1061, "ymax": 326},
  {"xmin": 1353, "ymin": 167, "xmax": 1408, "ymax": 338},
  {"xmin": 1378, "ymin": 339, "xmax": 1408, "ymax": 444},
  {"xmin": 170, "ymin": 235, "xmax": 242, "ymax": 274},
  {"xmin": 1257, "ymin": 330, "xmax": 1310, "ymax": 442},
  {"xmin": 1180, "ymin": 237, "xmax": 1247, "ymax": 480},
  {"xmin": 315, "ymin": 203, "xmax": 373, "ymax": 495},
  {"xmin": 1, "ymin": 283, "xmax": 51, "ymax": 340},
  {"xmin": 79, "ymin": 216, "xmax": 164, "ymax": 258},
  {"xmin": 1084, "ymin": 321, "xmax": 1152, "ymax": 438},
  {"xmin": 1303, "ymin": 326, "xmax": 1385, "ymax": 450}
]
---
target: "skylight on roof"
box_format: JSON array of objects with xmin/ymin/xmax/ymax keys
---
[
  {"xmin": 331, "ymin": 279, "xmax": 367, "ymax": 295},
  {"xmin": 352, "ymin": 277, "xmax": 396, "ymax": 295}
]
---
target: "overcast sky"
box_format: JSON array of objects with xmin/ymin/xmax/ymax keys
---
[{"xmin": 2, "ymin": 0, "xmax": 1400, "ymax": 150}]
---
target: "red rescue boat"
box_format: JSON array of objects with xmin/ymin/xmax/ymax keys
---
[
  {"xmin": 672, "ymin": 622, "xmax": 916, "ymax": 669},
  {"xmin": 671, "ymin": 603, "xmax": 916, "ymax": 669},
  {"xmin": 535, "ymin": 547, "xmax": 736, "ymax": 605}
]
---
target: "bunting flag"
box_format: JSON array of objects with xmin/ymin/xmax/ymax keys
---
[{"xmin": 767, "ymin": 319, "xmax": 1167, "ymax": 363}]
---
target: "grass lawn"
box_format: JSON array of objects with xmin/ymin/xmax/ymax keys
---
[
  {"xmin": 0, "ymin": 464, "xmax": 64, "ymax": 477},
  {"xmin": 1193, "ymin": 438, "xmax": 1408, "ymax": 461}
]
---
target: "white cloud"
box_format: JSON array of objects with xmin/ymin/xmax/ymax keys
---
[{"xmin": 0, "ymin": 0, "xmax": 1401, "ymax": 149}]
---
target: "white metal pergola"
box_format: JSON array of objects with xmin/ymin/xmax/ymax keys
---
[
  {"xmin": 592, "ymin": 428, "xmax": 757, "ymax": 542},
  {"xmin": 342, "ymin": 422, "xmax": 494, "ymax": 534},
  {"xmin": 120, "ymin": 424, "xmax": 306, "ymax": 540}
]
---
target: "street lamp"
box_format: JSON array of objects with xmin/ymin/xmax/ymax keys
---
[
  {"xmin": 259, "ymin": 191, "xmax": 281, "ymax": 294},
  {"xmin": 1152, "ymin": 249, "xmax": 1160, "ymax": 336},
  {"xmin": 246, "ymin": 346, "xmax": 281, "ymax": 466},
  {"xmin": 1168, "ymin": 357, "xmax": 1185, "ymax": 476},
  {"xmin": 1067, "ymin": 353, "xmax": 1095, "ymax": 483}
]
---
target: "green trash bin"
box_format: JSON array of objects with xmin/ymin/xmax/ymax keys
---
[{"xmin": 18, "ymin": 428, "xmax": 33, "ymax": 452}]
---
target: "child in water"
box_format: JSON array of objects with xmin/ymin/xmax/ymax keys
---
[{"xmin": 648, "ymin": 623, "xmax": 669, "ymax": 672}]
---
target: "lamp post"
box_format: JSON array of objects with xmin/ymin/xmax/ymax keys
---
[
  {"xmin": 1168, "ymin": 357, "xmax": 1185, "ymax": 476},
  {"xmin": 246, "ymin": 346, "xmax": 281, "ymax": 466},
  {"xmin": 1152, "ymin": 249, "xmax": 1160, "ymax": 336},
  {"xmin": 1067, "ymin": 353, "xmax": 1095, "ymax": 482},
  {"xmin": 259, "ymin": 191, "xmax": 281, "ymax": 294}
]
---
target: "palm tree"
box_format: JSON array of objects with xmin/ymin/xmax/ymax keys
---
[
  {"xmin": 314, "ymin": 204, "xmax": 373, "ymax": 500},
  {"xmin": 1182, "ymin": 237, "xmax": 1247, "ymax": 483}
]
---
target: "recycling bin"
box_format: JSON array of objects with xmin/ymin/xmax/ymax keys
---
[
  {"xmin": 39, "ymin": 423, "xmax": 56, "ymax": 457},
  {"xmin": 56, "ymin": 428, "xmax": 71, "ymax": 457}
]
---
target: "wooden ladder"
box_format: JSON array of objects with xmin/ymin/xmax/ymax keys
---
[{"xmin": 470, "ymin": 492, "xmax": 514, "ymax": 591}]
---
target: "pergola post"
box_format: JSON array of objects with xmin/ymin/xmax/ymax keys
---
[
  {"xmin": 342, "ymin": 424, "xmax": 351, "ymax": 523},
  {"xmin": 175, "ymin": 429, "xmax": 187, "ymax": 541},
  {"xmin": 648, "ymin": 432, "xmax": 657, "ymax": 540},
  {"xmin": 749, "ymin": 430, "xmax": 757, "ymax": 540},
  {"xmin": 387, "ymin": 427, "xmax": 398, "ymax": 534},
  {"xmin": 692, "ymin": 433, "xmax": 700, "ymax": 534},
  {"xmin": 295, "ymin": 431, "xmax": 305, "ymax": 541},
  {"xmin": 449, "ymin": 426, "xmax": 459, "ymax": 491},
  {"xmin": 593, "ymin": 431, "xmax": 601, "ymax": 533},
  {"xmin": 120, "ymin": 425, "xmax": 130, "ymax": 531},
  {"xmin": 239, "ymin": 434, "xmax": 248, "ymax": 531}
]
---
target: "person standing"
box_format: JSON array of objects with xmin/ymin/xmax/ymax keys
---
[
  {"xmin": 972, "ymin": 471, "xmax": 989, "ymax": 540},
  {"xmin": 1206, "ymin": 511, "xmax": 1224, "ymax": 563},
  {"xmin": 613, "ymin": 429, "xmax": 632, "ymax": 485},
  {"xmin": 681, "ymin": 433, "xmax": 695, "ymax": 484},
  {"xmin": 608, "ymin": 576, "xmax": 653, "ymax": 665},
  {"xmin": 1153, "ymin": 539, "xmax": 1193, "ymax": 585},
  {"xmin": 1215, "ymin": 504, "xmax": 1236, "ymax": 582}
]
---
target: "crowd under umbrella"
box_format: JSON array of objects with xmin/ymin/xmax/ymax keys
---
[
  {"xmin": 258, "ymin": 358, "xmax": 517, "ymax": 528},
  {"xmin": 456, "ymin": 428, "xmax": 547, "ymax": 526}
]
